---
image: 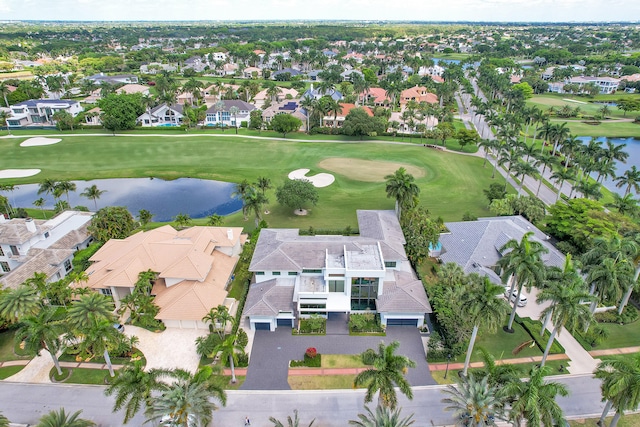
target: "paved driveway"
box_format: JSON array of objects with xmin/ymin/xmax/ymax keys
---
[
  {"xmin": 125, "ymin": 326, "xmax": 206, "ymax": 373},
  {"xmin": 241, "ymin": 326, "xmax": 435, "ymax": 390}
]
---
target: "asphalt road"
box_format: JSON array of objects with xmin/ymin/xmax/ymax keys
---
[{"xmin": 0, "ymin": 374, "xmax": 606, "ymax": 427}]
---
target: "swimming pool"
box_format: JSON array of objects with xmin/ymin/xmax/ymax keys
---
[{"xmin": 156, "ymin": 123, "xmax": 179, "ymax": 127}]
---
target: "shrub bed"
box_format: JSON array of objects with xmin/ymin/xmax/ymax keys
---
[
  {"xmin": 595, "ymin": 305, "xmax": 639, "ymax": 324},
  {"xmin": 349, "ymin": 313, "xmax": 384, "ymax": 334},
  {"xmin": 290, "ymin": 353, "xmax": 322, "ymax": 368}
]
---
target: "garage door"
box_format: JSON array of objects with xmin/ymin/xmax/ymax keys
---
[
  {"xmin": 387, "ymin": 318, "xmax": 418, "ymax": 327},
  {"xmin": 254, "ymin": 322, "xmax": 271, "ymax": 331},
  {"xmin": 277, "ymin": 319, "xmax": 293, "ymax": 327}
]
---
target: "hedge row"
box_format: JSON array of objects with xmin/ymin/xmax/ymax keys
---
[{"xmin": 516, "ymin": 316, "xmax": 565, "ymax": 355}]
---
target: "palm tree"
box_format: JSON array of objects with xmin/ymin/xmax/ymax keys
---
[
  {"xmin": 38, "ymin": 179, "xmax": 58, "ymax": 200},
  {"xmin": 243, "ymin": 188, "xmax": 268, "ymax": 228},
  {"xmin": 80, "ymin": 185, "xmax": 106, "ymax": 210},
  {"xmin": 475, "ymin": 347, "xmax": 520, "ymax": 388},
  {"xmin": 173, "ymin": 213, "xmax": 192, "ymax": 229},
  {"xmin": 574, "ymin": 180, "xmax": 603, "ymax": 200},
  {"xmin": 0, "ymin": 81, "xmax": 10, "ymax": 108},
  {"xmin": 255, "ymin": 176, "xmax": 272, "ymax": 196},
  {"xmin": 442, "ymin": 373, "xmax": 503, "ymax": 427},
  {"xmin": 497, "ymin": 232, "xmax": 548, "ymax": 331},
  {"xmin": 595, "ymin": 353, "xmax": 640, "ymax": 427},
  {"xmin": 460, "ymin": 277, "xmax": 509, "ymax": 376},
  {"xmin": 229, "ymin": 105, "xmax": 240, "ymax": 134},
  {"xmin": 504, "ymin": 365, "xmax": 568, "ymax": 427},
  {"xmin": 213, "ymin": 333, "xmax": 244, "ymax": 383},
  {"xmin": 536, "ymin": 257, "xmax": 594, "ymax": 366},
  {"xmin": 0, "ymin": 285, "xmax": 40, "ymax": 323},
  {"xmin": 349, "ymin": 405, "xmax": 414, "ymax": 427},
  {"xmin": 67, "ymin": 292, "xmax": 115, "ymax": 331},
  {"xmin": 15, "ymin": 306, "xmax": 66, "ymax": 376},
  {"xmin": 36, "ymin": 408, "xmax": 95, "ymax": 427},
  {"xmin": 0, "ymin": 412, "xmax": 8, "ymax": 427},
  {"xmin": 512, "ymin": 160, "xmax": 539, "ymax": 195},
  {"xmin": 585, "ymin": 255, "xmax": 635, "ymax": 317},
  {"xmin": 33, "ymin": 197, "xmax": 47, "ymax": 219},
  {"xmin": 206, "ymin": 214, "xmax": 223, "ymax": 226},
  {"xmin": 607, "ymin": 193, "xmax": 639, "ymax": 217},
  {"xmin": 550, "ymin": 168, "xmax": 575, "ymax": 202},
  {"xmin": 533, "ymin": 152, "xmax": 557, "ymax": 196},
  {"xmin": 146, "ymin": 366, "xmax": 227, "ymax": 427},
  {"xmin": 202, "ymin": 305, "xmax": 235, "ymax": 339},
  {"xmin": 55, "ymin": 181, "xmax": 76, "ymax": 205},
  {"xmin": 615, "ymin": 166, "xmax": 640, "ymax": 196},
  {"xmin": 299, "ymin": 96, "xmax": 316, "ymax": 133},
  {"xmin": 384, "ymin": 167, "xmax": 420, "ymax": 220},
  {"xmin": 353, "ymin": 340, "xmax": 416, "ymax": 409},
  {"xmin": 105, "ymin": 361, "xmax": 172, "ymax": 424},
  {"xmin": 270, "ymin": 409, "xmax": 316, "ymax": 427},
  {"xmin": 77, "ymin": 318, "xmax": 123, "ymax": 377}
]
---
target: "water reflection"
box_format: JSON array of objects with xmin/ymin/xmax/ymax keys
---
[{"xmin": 9, "ymin": 178, "xmax": 242, "ymax": 222}]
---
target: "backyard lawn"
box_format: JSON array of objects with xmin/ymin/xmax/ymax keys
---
[
  {"xmin": 0, "ymin": 134, "xmax": 502, "ymax": 226},
  {"xmin": 580, "ymin": 319, "xmax": 640, "ymax": 351}
]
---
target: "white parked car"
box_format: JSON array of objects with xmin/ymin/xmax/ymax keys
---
[{"xmin": 504, "ymin": 286, "xmax": 527, "ymax": 307}]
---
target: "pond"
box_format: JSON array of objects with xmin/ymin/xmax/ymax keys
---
[
  {"xmin": 8, "ymin": 178, "xmax": 242, "ymax": 222},
  {"xmin": 579, "ymin": 137, "xmax": 640, "ymax": 196}
]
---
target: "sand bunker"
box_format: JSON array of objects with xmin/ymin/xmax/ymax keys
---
[
  {"xmin": 318, "ymin": 158, "xmax": 425, "ymax": 182},
  {"xmin": 288, "ymin": 169, "xmax": 335, "ymax": 188},
  {"xmin": 0, "ymin": 169, "xmax": 41, "ymax": 179},
  {"xmin": 20, "ymin": 137, "xmax": 62, "ymax": 147}
]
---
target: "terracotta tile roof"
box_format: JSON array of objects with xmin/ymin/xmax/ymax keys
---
[
  {"xmin": 400, "ymin": 86, "xmax": 438, "ymax": 104},
  {"xmin": 328, "ymin": 103, "xmax": 373, "ymax": 118},
  {"xmin": 360, "ymin": 87, "xmax": 390, "ymax": 104},
  {"xmin": 86, "ymin": 225, "xmax": 244, "ymax": 322}
]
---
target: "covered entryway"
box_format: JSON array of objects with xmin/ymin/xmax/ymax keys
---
[{"xmin": 386, "ymin": 318, "xmax": 420, "ymax": 327}]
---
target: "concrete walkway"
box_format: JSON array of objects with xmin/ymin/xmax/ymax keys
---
[
  {"xmin": 5, "ymin": 350, "xmax": 54, "ymax": 383},
  {"xmin": 589, "ymin": 346, "xmax": 640, "ymax": 357}
]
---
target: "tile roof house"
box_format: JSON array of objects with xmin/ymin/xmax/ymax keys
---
[
  {"xmin": 399, "ymin": 86, "xmax": 438, "ymax": 106},
  {"xmin": 116, "ymin": 84, "xmax": 151, "ymax": 95},
  {"xmin": 360, "ymin": 87, "xmax": 391, "ymax": 107},
  {"xmin": 323, "ymin": 103, "xmax": 373, "ymax": 128},
  {"xmin": 243, "ymin": 210, "xmax": 431, "ymax": 331},
  {"xmin": 253, "ymin": 87, "xmax": 299, "ymax": 109},
  {"xmin": 0, "ymin": 211, "xmax": 94, "ymax": 290},
  {"xmin": 83, "ymin": 225, "xmax": 245, "ymax": 329},
  {"xmin": 85, "ymin": 73, "xmax": 139, "ymax": 85},
  {"xmin": 434, "ymin": 216, "xmax": 566, "ymax": 285}
]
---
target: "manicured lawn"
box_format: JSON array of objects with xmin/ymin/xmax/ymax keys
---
[
  {"xmin": 321, "ymin": 354, "xmax": 366, "ymax": 369},
  {"xmin": 219, "ymin": 375, "xmax": 245, "ymax": 390},
  {"xmin": 585, "ymin": 320, "xmax": 640, "ymax": 350},
  {"xmin": 0, "ymin": 365, "xmax": 25, "ymax": 379},
  {"xmin": 0, "ymin": 134, "xmax": 502, "ymax": 225},
  {"xmin": 570, "ymin": 413, "xmax": 640, "ymax": 427},
  {"xmin": 552, "ymin": 119, "xmax": 640, "ymax": 138},
  {"xmin": 0, "ymin": 330, "xmax": 31, "ymax": 362},
  {"xmin": 52, "ymin": 367, "xmax": 113, "ymax": 385},
  {"xmin": 430, "ymin": 359, "xmax": 568, "ymax": 385},
  {"xmin": 288, "ymin": 374, "xmax": 359, "ymax": 390}
]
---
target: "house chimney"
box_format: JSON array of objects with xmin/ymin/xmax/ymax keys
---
[
  {"xmin": 227, "ymin": 229, "xmax": 233, "ymax": 241},
  {"xmin": 25, "ymin": 217, "xmax": 36, "ymax": 233}
]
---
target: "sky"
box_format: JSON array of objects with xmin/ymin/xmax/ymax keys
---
[{"xmin": 0, "ymin": 0, "xmax": 639, "ymax": 22}]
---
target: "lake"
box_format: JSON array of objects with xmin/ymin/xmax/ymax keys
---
[
  {"xmin": 579, "ymin": 137, "xmax": 640, "ymax": 196},
  {"xmin": 8, "ymin": 178, "xmax": 242, "ymax": 222}
]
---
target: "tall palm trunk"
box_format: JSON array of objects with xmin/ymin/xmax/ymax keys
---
[
  {"xmin": 229, "ymin": 355, "xmax": 237, "ymax": 383},
  {"xmin": 540, "ymin": 326, "xmax": 558, "ymax": 367},
  {"xmin": 104, "ymin": 349, "xmax": 115, "ymax": 377},
  {"xmin": 463, "ymin": 324, "xmax": 479, "ymax": 376},
  {"xmin": 45, "ymin": 342, "xmax": 62, "ymax": 376},
  {"xmin": 536, "ymin": 165, "xmax": 548, "ymax": 196},
  {"xmin": 541, "ymin": 311, "xmax": 551, "ymax": 336},
  {"xmin": 507, "ymin": 284, "xmax": 522, "ymax": 331},
  {"xmin": 611, "ymin": 411, "xmax": 623, "ymax": 427},
  {"xmin": 600, "ymin": 401, "xmax": 613, "ymax": 425},
  {"xmin": 618, "ymin": 268, "xmax": 638, "ymax": 315}
]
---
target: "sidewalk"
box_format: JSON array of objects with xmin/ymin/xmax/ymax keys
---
[{"xmin": 589, "ymin": 346, "xmax": 640, "ymax": 357}]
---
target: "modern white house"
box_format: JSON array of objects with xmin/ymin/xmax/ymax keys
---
[
  {"xmin": 85, "ymin": 73, "xmax": 139, "ymax": 85},
  {"xmin": 548, "ymin": 76, "xmax": 621, "ymax": 95},
  {"xmin": 7, "ymin": 99, "xmax": 82, "ymax": 128},
  {"xmin": 137, "ymin": 103, "xmax": 184, "ymax": 127},
  {"xmin": 0, "ymin": 211, "xmax": 94, "ymax": 289},
  {"xmin": 205, "ymin": 100, "xmax": 255, "ymax": 128},
  {"xmin": 243, "ymin": 210, "xmax": 432, "ymax": 331}
]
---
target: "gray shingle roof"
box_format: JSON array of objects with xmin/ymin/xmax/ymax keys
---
[
  {"xmin": 243, "ymin": 279, "xmax": 295, "ymax": 316},
  {"xmin": 249, "ymin": 211, "xmax": 407, "ymax": 272},
  {"xmin": 438, "ymin": 216, "xmax": 566, "ymax": 284},
  {"xmin": 376, "ymin": 270, "xmax": 432, "ymax": 313},
  {"xmin": 205, "ymin": 100, "xmax": 255, "ymax": 113}
]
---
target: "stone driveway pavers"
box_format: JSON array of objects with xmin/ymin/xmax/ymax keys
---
[{"xmin": 241, "ymin": 325, "xmax": 435, "ymax": 390}]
